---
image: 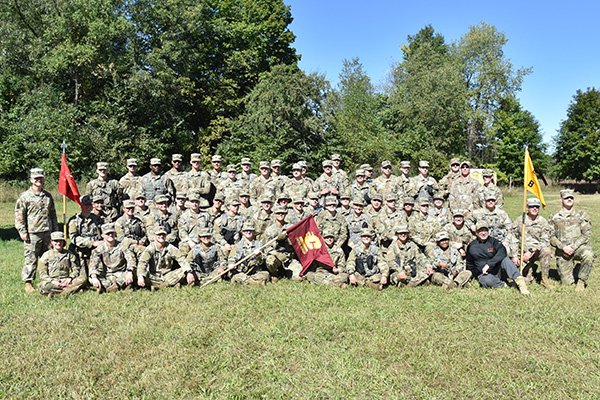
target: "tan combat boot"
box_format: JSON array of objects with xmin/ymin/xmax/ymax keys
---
[
  {"xmin": 540, "ymin": 276, "xmax": 556, "ymax": 290},
  {"xmin": 106, "ymin": 283, "xmax": 119, "ymax": 293},
  {"xmin": 514, "ymin": 276, "xmax": 530, "ymax": 296},
  {"xmin": 24, "ymin": 282, "xmax": 36, "ymax": 293},
  {"xmin": 575, "ymin": 279, "xmax": 586, "ymax": 292}
]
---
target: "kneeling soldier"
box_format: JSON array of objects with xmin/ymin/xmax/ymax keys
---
[
  {"xmin": 386, "ymin": 224, "xmax": 428, "ymax": 287},
  {"xmin": 186, "ymin": 228, "xmax": 224, "ymax": 285},
  {"xmin": 38, "ymin": 232, "xmax": 85, "ymax": 296},
  {"xmin": 88, "ymin": 223, "xmax": 136, "ymax": 292},
  {"xmin": 425, "ymin": 231, "xmax": 471, "ymax": 289},
  {"xmin": 226, "ymin": 221, "xmax": 270, "ymax": 285},
  {"xmin": 303, "ymin": 230, "xmax": 349, "ymax": 287},
  {"xmin": 347, "ymin": 228, "xmax": 387, "ymax": 289}
]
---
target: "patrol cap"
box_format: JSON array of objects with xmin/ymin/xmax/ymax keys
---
[
  {"xmin": 298, "ymin": 160, "xmax": 308, "ymax": 169},
  {"xmin": 307, "ymin": 192, "xmax": 320, "ymax": 200},
  {"xmin": 270, "ymin": 159, "xmax": 282, "ymax": 167},
  {"xmin": 96, "ymin": 162, "xmax": 108, "ymax": 170},
  {"xmin": 475, "ymin": 221, "xmax": 489, "ymax": 231},
  {"xmin": 291, "ymin": 163, "xmax": 302, "ymax": 170},
  {"xmin": 435, "ymin": 231, "xmax": 450, "ymax": 242},
  {"xmin": 187, "ymin": 192, "xmax": 200, "ymax": 202},
  {"xmin": 331, "ymin": 154, "xmax": 342, "ymax": 161},
  {"xmin": 322, "ymin": 230, "xmax": 335, "ymax": 238},
  {"xmin": 227, "ymin": 198, "xmax": 241, "ymax": 206},
  {"xmin": 371, "ymin": 193, "xmax": 383, "ymax": 202},
  {"xmin": 452, "ymin": 208, "xmax": 465, "ymax": 217},
  {"xmin": 198, "ymin": 227, "xmax": 212, "ymax": 237},
  {"xmin": 259, "ymin": 161, "xmax": 270, "ymax": 169},
  {"xmin": 384, "ymin": 193, "xmax": 397, "ymax": 202},
  {"xmin": 50, "ymin": 231, "xmax": 66, "ymax": 242},
  {"xmin": 484, "ymin": 190, "xmax": 497, "ymax": 201},
  {"xmin": 418, "ymin": 160, "xmax": 429, "ymax": 168},
  {"xmin": 134, "ymin": 192, "xmax": 146, "ymax": 200},
  {"xmin": 560, "ymin": 189, "xmax": 575, "ymax": 199},
  {"xmin": 241, "ymin": 221, "xmax": 256, "ymax": 231},
  {"xmin": 259, "ymin": 195, "xmax": 274, "ymax": 203},
  {"xmin": 418, "ymin": 198, "xmax": 430, "ymax": 206},
  {"xmin": 150, "ymin": 158, "xmax": 161, "ymax": 165},
  {"xmin": 176, "ymin": 192, "xmax": 187, "ymax": 200},
  {"xmin": 460, "ymin": 160, "xmax": 471, "ymax": 167},
  {"xmin": 433, "ymin": 192, "xmax": 444, "ymax": 200},
  {"xmin": 449, "ymin": 157, "xmax": 461, "ymax": 166},
  {"xmin": 171, "ymin": 154, "xmax": 183, "ymax": 162},
  {"xmin": 80, "ymin": 195, "xmax": 92, "ymax": 205},
  {"xmin": 292, "ymin": 196, "xmax": 305, "ymax": 204},
  {"xmin": 359, "ymin": 228, "xmax": 374, "ymax": 237},
  {"xmin": 101, "ymin": 223, "xmax": 116, "ymax": 234},
  {"xmin": 213, "ymin": 193, "xmax": 225, "ymax": 202},
  {"xmin": 482, "ymin": 169, "xmax": 494, "ymax": 177},
  {"xmin": 30, "ymin": 168, "xmax": 44, "ymax": 179},
  {"xmin": 226, "ymin": 164, "xmax": 236, "ymax": 173},
  {"xmin": 238, "ymin": 189, "xmax": 250, "ymax": 197},
  {"xmin": 394, "ymin": 224, "xmax": 410, "ymax": 234},
  {"xmin": 527, "ymin": 197, "xmax": 542, "ymax": 207},
  {"xmin": 359, "ymin": 163, "xmax": 373, "ymax": 171},
  {"xmin": 352, "ymin": 198, "xmax": 366, "ymax": 207},
  {"xmin": 92, "ymin": 195, "xmax": 104, "ymax": 204},
  {"xmin": 123, "ymin": 199, "xmax": 136, "ymax": 209},
  {"xmin": 340, "ymin": 192, "xmax": 351, "ymax": 200},
  {"xmin": 400, "ymin": 161, "xmax": 411, "ymax": 168},
  {"xmin": 273, "ymin": 205, "xmax": 287, "ymax": 214},
  {"xmin": 322, "ymin": 160, "xmax": 333, "ymax": 168},
  {"xmin": 211, "ymin": 155, "xmax": 222, "ymax": 162},
  {"xmin": 126, "ymin": 158, "xmax": 138, "ymax": 166},
  {"xmin": 240, "ymin": 157, "xmax": 252, "ymax": 165},
  {"xmin": 324, "ymin": 196, "xmax": 338, "ymax": 206},
  {"xmin": 355, "ymin": 168, "xmax": 365, "ymax": 177},
  {"xmin": 198, "ymin": 198, "xmax": 210, "ymax": 208},
  {"xmin": 190, "ymin": 153, "xmax": 201, "ymax": 162},
  {"xmin": 154, "ymin": 227, "xmax": 168, "ymax": 236},
  {"xmin": 154, "ymin": 195, "xmax": 169, "ymax": 204},
  {"xmin": 277, "ymin": 192, "xmax": 291, "ymax": 201},
  {"xmin": 381, "ymin": 160, "xmax": 392, "ymax": 168},
  {"xmin": 402, "ymin": 196, "xmax": 415, "ymax": 205}
]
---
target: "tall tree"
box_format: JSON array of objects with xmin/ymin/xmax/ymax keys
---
[{"xmin": 554, "ymin": 88, "xmax": 600, "ymax": 182}]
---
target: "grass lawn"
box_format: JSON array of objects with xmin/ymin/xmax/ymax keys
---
[{"xmin": 0, "ymin": 190, "xmax": 599, "ymax": 399}]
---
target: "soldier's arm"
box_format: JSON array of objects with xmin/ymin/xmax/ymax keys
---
[
  {"xmin": 346, "ymin": 249, "xmax": 356, "ymax": 274},
  {"xmin": 137, "ymin": 247, "xmax": 152, "ymax": 277},
  {"xmin": 47, "ymin": 194, "xmax": 59, "ymax": 232},
  {"xmin": 572, "ymin": 211, "xmax": 592, "ymax": 250},
  {"xmin": 88, "ymin": 249, "xmax": 102, "ymax": 278},
  {"xmin": 378, "ymin": 247, "xmax": 389, "ymax": 279},
  {"xmin": 549, "ymin": 216, "xmax": 563, "ymax": 249},
  {"xmin": 14, "ymin": 196, "xmax": 28, "ymax": 238},
  {"xmin": 38, "ymin": 253, "xmax": 50, "ymax": 283},
  {"xmin": 69, "ymin": 252, "xmax": 81, "ymax": 280},
  {"xmin": 123, "ymin": 246, "xmax": 137, "ymax": 272},
  {"xmin": 170, "ymin": 245, "xmax": 191, "ymax": 272}
]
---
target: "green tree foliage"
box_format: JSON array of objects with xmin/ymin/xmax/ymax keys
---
[
  {"xmin": 554, "ymin": 88, "xmax": 600, "ymax": 182},
  {"xmin": 492, "ymin": 96, "xmax": 549, "ymax": 183},
  {"xmin": 218, "ymin": 64, "xmax": 332, "ymax": 176}
]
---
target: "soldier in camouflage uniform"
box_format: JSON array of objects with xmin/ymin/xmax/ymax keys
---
[
  {"xmin": 205, "ymin": 193, "xmax": 225, "ymax": 227},
  {"xmin": 144, "ymin": 195, "xmax": 178, "ymax": 246},
  {"xmin": 338, "ymin": 192, "xmax": 352, "ymax": 218},
  {"xmin": 15, "ymin": 168, "xmax": 59, "ymax": 292},
  {"xmin": 226, "ymin": 222, "xmax": 270, "ymax": 285},
  {"xmin": 119, "ymin": 158, "xmax": 142, "ymax": 200},
  {"xmin": 347, "ymin": 229, "xmax": 387, "ymax": 289},
  {"xmin": 425, "ymin": 231, "xmax": 471, "ymax": 289},
  {"xmin": 448, "ymin": 160, "xmax": 481, "ymax": 215},
  {"xmin": 237, "ymin": 157, "xmax": 257, "ymax": 184},
  {"xmin": 163, "ymin": 154, "xmax": 188, "ymax": 195},
  {"xmin": 346, "ymin": 198, "xmax": 372, "ymax": 250},
  {"xmin": 430, "ymin": 192, "xmax": 450, "ymax": 225},
  {"xmin": 385, "ymin": 224, "xmax": 429, "ymax": 287},
  {"xmin": 140, "ymin": 158, "xmax": 176, "ymax": 204},
  {"xmin": 373, "ymin": 193, "xmax": 405, "ymax": 249},
  {"xmin": 306, "ymin": 192, "xmax": 322, "ymax": 215},
  {"xmin": 186, "ymin": 228, "xmax": 225, "ymax": 285},
  {"xmin": 86, "ymin": 162, "xmax": 122, "ymax": 222},
  {"xmin": 178, "ymin": 192, "xmax": 211, "ymax": 255},
  {"xmin": 360, "ymin": 163, "xmax": 374, "ymax": 184},
  {"xmin": 409, "ymin": 198, "xmax": 442, "ymax": 250},
  {"xmin": 397, "ymin": 161, "xmax": 412, "ymax": 199},
  {"xmin": 331, "ymin": 154, "xmax": 350, "ymax": 190},
  {"xmin": 478, "ymin": 169, "xmax": 504, "ymax": 208},
  {"xmin": 251, "ymin": 195, "xmax": 275, "ymax": 240},
  {"xmin": 438, "ymin": 158, "xmax": 461, "ymax": 199},
  {"xmin": 315, "ymin": 160, "xmax": 343, "ymax": 200},
  {"xmin": 217, "ymin": 164, "xmax": 244, "ymax": 200},
  {"xmin": 350, "ymin": 169, "xmax": 371, "ymax": 205},
  {"xmin": 68, "ymin": 195, "xmax": 103, "ymax": 283},
  {"xmin": 471, "ymin": 191, "xmax": 512, "ymax": 249},
  {"xmin": 88, "ymin": 223, "xmax": 136, "ymax": 292},
  {"xmin": 511, "ymin": 197, "xmax": 554, "ymax": 288},
  {"xmin": 208, "ymin": 155, "xmax": 228, "ymax": 187},
  {"xmin": 213, "ymin": 197, "xmax": 245, "ymax": 259},
  {"xmin": 238, "ymin": 189, "xmax": 254, "ymax": 218},
  {"xmin": 315, "ymin": 196, "xmax": 348, "ymax": 246},
  {"xmin": 137, "ymin": 227, "xmax": 194, "ymax": 289},
  {"xmin": 365, "ymin": 192, "xmax": 384, "ymax": 220},
  {"xmin": 263, "ymin": 206, "xmax": 302, "ymax": 280},
  {"xmin": 283, "ymin": 163, "xmax": 313, "ymax": 200},
  {"xmin": 249, "ymin": 161, "xmax": 278, "ymax": 202},
  {"xmin": 38, "ymin": 232, "xmax": 85, "ymax": 296},
  {"xmin": 134, "ymin": 192, "xmax": 152, "ymax": 220},
  {"xmin": 115, "ymin": 199, "xmax": 147, "ymax": 264},
  {"xmin": 550, "ymin": 189, "xmax": 595, "ymax": 291},
  {"xmin": 270, "ymin": 159, "xmax": 287, "ymax": 193},
  {"xmin": 408, "ymin": 161, "xmax": 438, "ymax": 202},
  {"xmin": 370, "ymin": 160, "xmax": 399, "ymax": 199},
  {"xmin": 442, "ymin": 209, "xmax": 473, "ymax": 259},
  {"xmin": 186, "ymin": 153, "xmax": 212, "ymax": 202},
  {"xmin": 171, "ymin": 192, "xmax": 187, "ymax": 220},
  {"xmin": 303, "ymin": 230, "xmax": 348, "ymax": 287},
  {"xmin": 288, "ymin": 197, "xmax": 310, "ymax": 225}
]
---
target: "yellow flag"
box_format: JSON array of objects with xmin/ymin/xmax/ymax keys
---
[{"xmin": 524, "ymin": 147, "xmax": 546, "ymax": 207}]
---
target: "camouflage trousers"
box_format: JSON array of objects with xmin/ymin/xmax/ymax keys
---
[
  {"xmin": 389, "ymin": 269, "xmax": 430, "ymax": 287},
  {"xmin": 192, "ymin": 269, "xmax": 222, "ymax": 286},
  {"xmin": 521, "ymin": 247, "xmax": 552, "ymax": 279},
  {"xmin": 39, "ymin": 275, "xmax": 87, "ymax": 296},
  {"xmin": 266, "ymin": 251, "xmax": 302, "ymax": 280},
  {"xmin": 430, "ymin": 270, "xmax": 472, "ymax": 288},
  {"xmin": 230, "ymin": 270, "xmax": 270, "ymax": 285},
  {"xmin": 555, "ymin": 245, "xmax": 595, "ymax": 285},
  {"xmin": 304, "ymin": 267, "xmax": 348, "ymax": 287},
  {"xmin": 145, "ymin": 268, "xmax": 187, "ymax": 288},
  {"xmin": 95, "ymin": 271, "xmax": 131, "ymax": 290},
  {"xmin": 21, "ymin": 231, "xmax": 51, "ymax": 282},
  {"xmin": 353, "ymin": 272, "xmax": 383, "ymax": 289}
]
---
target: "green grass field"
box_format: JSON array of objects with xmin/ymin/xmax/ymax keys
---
[{"xmin": 1, "ymin": 190, "xmax": 599, "ymax": 399}]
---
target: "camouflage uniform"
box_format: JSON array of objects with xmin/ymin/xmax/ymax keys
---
[
  {"xmin": 86, "ymin": 177, "xmax": 123, "ymax": 223},
  {"xmin": 213, "ymin": 210, "xmax": 245, "ymax": 254},
  {"xmin": 283, "ymin": 177, "xmax": 313, "ymax": 201},
  {"xmin": 15, "ymin": 185, "xmax": 58, "ymax": 282},
  {"xmin": 178, "ymin": 208, "xmax": 211, "ymax": 255},
  {"xmin": 478, "ymin": 183, "xmax": 504, "ymax": 208},
  {"xmin": 471, "ymin": 206, "xmax": 512, "ymax": 247},
  {"xmin": 119, "ymin": 172, "xmax": 142, "ymax": 200},
  {"xmin": 443, "ymin": 220, "xmax": 473, "ymax": 255},
  {"xmin": 346, "ymin": 240, "xmax": 386, "ymax": 288},
  {"xmin": 346, "ymin": 210, "xmax": 373, "ymax": 249},
  {"xmin": 385, "ymin": 228, "xmax": 428, "ymax": 287},
  {"xmin": 186, "ymin": 169, "xmax": 212, "ymax": 199},
  {"xmin": 186, "ymin": 236, "xmax": 224, "ymax": 285},
  {"xmin": 372, "ymin": 204, "xmax": 405, "ymax": 248},
  {"xmin": 163, "ymin": 168, "xmax": 188, "ymax": 195},
  {"xmin": 303, "ymin": 238, "xmax": 348, "ymax": 287},
  {"xmin": 315, "ymin": 209, "xmax": 348, "ymax": 245},
  {"xmin": 89, "ymin": 240, "xmax": 136, "ymax": 290},
  {"xmin": 137, "ymin": 242, "xmax": 191, "ymax": 288},
  {"xmin": 227, "ymin": 237, "xmax": 270, "ymax": 285},
  {"xmin": 68, "ymin": 212, "xmax": 102, "ymax": 278},
  {"xmin": 263, "ymin": 218, "xmax": 302, "ymax": 279},
  {"xmin": 114, "ymin": 210, "xmax": 147, "ymax": 262},
  {"xmin": 409, "ymin": 163, "xmax": 439, "ymax": 202},
  {"xmin": 511, "ymin": 210, "xmax": 553, "ymax": 283},
  {"xmin": 38, "ymin": 244, "xmax": 84, "ymax": 295},
  {"xmin": 144, "ymin": 208, "xmax": 179, "ymax": 245},
  {"xmin": 249, "ymin": 174, "xmax": 278, "ymax": 202},
  {"xmin": 448, "ymin": 175, "xmax": 482, "ymax": 214},
  {"xmin": 140, "ymin": 172, "xmax": 175, "ymax": 204},
  {"xmin": 409, "ymin": 210, "xmax": 442, "ymax": 249},
  {"xmin": 424, "ymin": 234, "xmax": 471, "ymax": 288}
]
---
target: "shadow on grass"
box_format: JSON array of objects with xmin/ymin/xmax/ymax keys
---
[{"xmin": 0, "ymin": 227, "xmax": 18, "ymax": 241}]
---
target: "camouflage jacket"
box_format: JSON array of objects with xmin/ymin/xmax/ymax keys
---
[
  {"xmin": 38, "ymin": 248, "xmax": 80, "ymax": 283},
  {"xmin": 89, "ymin": 241, "xmax": 136, "ymax": 277},
  {"xmin": 550, "ymin": 208, "xmax": 592, "ymax": 250},
  {"xmin": 137, "ymin": 242, "xmax": 190, "ymax": 277},
  {"xmin": 15, "ymin": 188, "xmax": 58, "ymax": 235}
]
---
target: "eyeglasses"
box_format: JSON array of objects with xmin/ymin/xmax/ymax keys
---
[
  {"xmin": 528, "ymin": 205, "xmax": 541, "ymax": 209},
  {"xmin": 461, "ymin": 166, "xmax": 470, "ymax": 169},
  {"xmin": 451, "ymin": 163, "xmax": 460, "ymax": 167},
  {"xmin": 382, "ymin": 166, "xmax": 391, "ymax": 170}
]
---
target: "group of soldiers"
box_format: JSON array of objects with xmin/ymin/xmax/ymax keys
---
[{"xmin": 14, "ymin": 153, "xmax": 595, "ymax": 296}]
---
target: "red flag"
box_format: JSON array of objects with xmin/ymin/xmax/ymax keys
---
[
  {"xmin": 58, "ymin": 153, "xmax": 81, "ymax": 205},
  {"xmin": 286, "ymin": 215, "xmax": 333, "ymax": 277}
]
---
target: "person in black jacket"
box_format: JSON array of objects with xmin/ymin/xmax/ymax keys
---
[{"xmin": 466, "ymin": 221, "xmax": 530, "ymax": 296}]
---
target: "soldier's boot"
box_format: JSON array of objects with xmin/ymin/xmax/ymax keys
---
[
  {"xmin": 514, "ymin": 276, "xmax": 530, "ymax": 296},
  {"xmin": 575, "ymin": 279, "xmax": 586, "ymax": 292},
  {"xmin": 366, "ymin": 280, "xmax": 382, "ymax": 290},
  {"xmin": 540, "ymin": 269, "xmax": 555, "ymax": 290},
  {"xmin": 525, "ymin": 267, "xmax": 534, "ymax": 283},
  {"xmin": 271, "ymin": 276, "xmax": 280, "ymax": 284},
  {"xmin": 106, "ymin": 283, "xmax": 119, "ymax": 293},
  {"xmin": 443, "ymin": 280, "xmax": 458, "ymax": 290},
  {"xmin": 60, "ymin": 285, "xmax": 81, "ymax": 297},
  {"xmin": 455, "ymin": 271, "xmax": 472, "ymax": 288},
  {"xmin": 24, "ymin": 282, "xmax": 36, "ymax": 293}
]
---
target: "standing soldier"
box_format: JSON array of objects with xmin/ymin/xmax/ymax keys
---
[
  {"xmin": 68, "ymin": 195, "xmax": 103, "ymax": 283},
  {"xmin": 351, "ymin": 169, "xmax": 371, "ymax": 205},
  {"xmin": 86, "ymin": 162, "xmax": 122, "ymax": 222},
  {"xmin": 15, "ymin": 168, "xmax": 59, "ymax": 292},
  {"xmin": 249, "ymin": 161, "xmax": 277, "ymax": 201},
  {"xmin": 315, "ymin": 160, "xmax": 342, "ymax": 200},
  {"xmin": 347, "ymin": 229, "xmax": 387, "ymax": 289},
  {"xmin": 163, "ymin": 154, "xmax": 188, "ymax": 195},
  {"xmin": 140, "ymin": 158, "xmax": 175, "ymax": 204},
  {"xmin": 288, "ymin": 197, "xmax": 309, "ymax": 225},
  {"xmin": 217, "ymin": 164, "xmax": 244, "ymax": 200},
  {"xmin": 550, "ymin": 189, "xmax": 595, "ymax": 291},
  {"xmin": 365, "ymin": 192, "xmax": 384, "ymax": 220},
  {"xmin": 372, "ymin": 193, "xmax": 405, "ymax": 250},
  {"xmin": 438, "ymin": 158, "xmax": 461, "ymax": 198},
  {"xmin": 409, "ymin": 160, "xmax": 438, "ymax": 202},
  {"xmin": 430, "ymin": 192, "xmax": 450, "ymax": 225},
  {"xmin": 119, "ymin": 158, "xmax": 142, "ymax": 200},
  {"xmin": 478, "ymin": 169, "xmax": 504, "ymax": 208},
  {"xmin": 186, "ymin": 153, "xmax": 212, "ymax": 202},
  {"xmin": 237, "ymin": 157, "xmax": 257, "ymax": 183},
  {"xmin": 425, "ymin": 231, "xmax": 471, "ymax": 289},
  {"xmin": 134, "ymin": 192, "xmax": 151, "ymax": 220},
  {"xmin": 409, "ymin": 198, "xmax": 442, "ymax": 250},
  {"xmin": 38, "ymin": 232, "xmax": 84, "ymax": 296},
  {"xmin": 178, "ymin": 192, "xmax": 211, "ymax": 255},
  {"xmin": 88, "ymin": 223, "xmax": 136, "ymax": 292},
  {"xmin": 370, "ymin": 160, "xmax": 398, "ymax": 199},
  {"xmin": 213, "ymin": 197, "xmax": 245, "ymax": 259},
  {"xmin": 206, "ymin": 193, "xmax": 225, "ymax": 227},
  {"xmin": 471, "ymin": 190, "xmax": 512, "ymax": 249},
  {"xmin": 283, "ymin": 163, "xmax": 312, "ymax": 200},
  {"xmin": 251, "ymin": 195, "xmax": 275, "ymax": 239},
  {"xmin": 346, "ymin": 198, "xmax": 372, "ymax": 250},
  {"xmin": 331, "ymin": 154, "xmax": 350, "ymax": 190},
  {"xmin": 448, "ymin": 160, "xmax": 481, "ymax": 215},
  {"xmin": 270, "ymin": 159, "xmax": 287, "ymax": 194},
  {"xmin": 208, "ymin": 155, "xmax": 227, "ymax": 187},
  {"xmin": 397, "ymin": 160, "xmax": 412, "ymax": 198}
]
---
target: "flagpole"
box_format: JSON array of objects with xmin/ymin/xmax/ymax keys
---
[
  {"xmin": 519, "ymin": 146, "xmax": 528, "ymax": 274},
  {"xmin": 61, "ymin": 140, "xmax": 67, "ymax": 238}
]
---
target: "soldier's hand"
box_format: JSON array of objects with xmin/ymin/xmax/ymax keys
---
[
  {"xmin": 439, "ymin": 261, "xmax": 449, "ymax": 269},
  {"xmin": 186, "ymin": 272, "xmax": 195, "ymax": 285},
  {"xmin": 20, "ymin": 233, "xmax": 30, "ymax": 242},
  {"xmin": 216, "ymin": 267, "xmax": 225, "ymax": 275},
  {"xmin": 426, "ymin": 266, "xmax": 434, "ymax": 275},
  {"xmin": 349, "ymin": 274, "xmax": 357, "ymax": 285},
  {"xmin": 227, "ymin": 263, "xmax": 235, "ymax": 270},
  {"xmin": 563, "ymin": 245, "xmax": 575, "ymax": 257},
  {"xmin": 380, "ymin": 276, "xmax": 388, "ymax": 286},
  {"xmin": 459, "ymin": 249, "xmax": 466, "ymax": 257},
  {"xmin": 60, "ymin": 278, "xmax": 72, "ymax": 288},
  {"xmin": 125, "ymin": 271, "xmax": 134, "ymax": 285},
  {"xmin": 253, "ymin": 249, "xmax": 261, "ymax": 256},
  {"xmin": 512, "ymin": 256, "xmax": 520, "ymax": 266},
  {"xmin": 482, "ymin": 264, "xmax": 489, "ymax": 275},
  {"xmin": 90, "ymin": 277, "xmax": 101, "ymax": 289},
  {"xmin": 522, "ymin": 251, "xmax": 532, "ymax": 263},
  {"xmin": 137, "ymin": 276, "xmax": 146, "ymax": 287},
  {"xmin": 398, "ymin": 271, "xmax": 407, "ymax": 281}
]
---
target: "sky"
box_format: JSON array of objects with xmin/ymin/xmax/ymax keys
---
[{"xmin": 284, "ymin": 0, "xmax": 600, "ymax": 148}]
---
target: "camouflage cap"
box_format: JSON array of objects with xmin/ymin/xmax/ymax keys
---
[
  {"xmin": 154, "ymin": 195, "xmax": 169, "ymax": 204},
  {"xmin": 381, "ymin": 160, "xmax": 392, "ymax": 168},
  {"xmin": 227, "ymin": 198, "xmax": 241, "ymax": 206},
  {"xmin": 460, "ymin": 160, "xmax": 471, "ymax": 167},
  {"xmin": 273, "ymin": 205, "xmax": 288, "ymax": 214},
  {"xmin": 402, "ymin": 196, "xmax": 415, "ymax": 205},
  {"xmin": 96, "ymin": 162, "xmax": 108, "ymax": 170},
  {"xmin": 475, "ymin": 221, "xmax": 489, "ymax": 231},
  {"xmin": 226, "ymin": 164, "xmax": 236, "ymax": 173},
  {"xmin": 270, "ymin": 159, "xmax": 282, "ymax": 167},
  {"xmin": 482, "ymin": 169, "xmax": 494, "ymax": 177},
  {"xmin": 452, "ymin": 208, "xmax": 465, "ymax": 217},
  {"xmin": 80, "ymin": 195, "xmax": 92, "ymax": 205},
  {"xmin": 190, "ymin": 153, "xmax": 202, "ymax": 162},
  {"xmin": 449, "ymin": 157, "xmax": 461, "ymax": 166},
  {"xmin": 30, "ymin": 168, "xmax": 44, "ymax": 179},
  {"xmin": 213, "ymin": 193, "xmax": 225, "ymax": 202},
  {"xmin": 101, "ymin": 223, "xmax": 116, "ymax": 234},
  {"xmin": 331, "ymin": 153, "xmax": 342, "ymax": 161},
  {"xmin": 154, "ymin": 227, "xmax": 168, "ymax": 236},
  {"xmin": 238, "ymin": 189, "xmax": 250, "ymax": 197},
  {"xmin": 352, "ymin": 198, "xmax": 366, "ymax": 207},
  {"xmin": 418, "ymin": 198, "xmax": 430, "ymax": 206},
  {"xmin": 150, "ymin": 158, "xmax": 161, "ymax": 165},
  {"xmin": 371, "ymin": 193, "xmax": 383, "ymax": 202},
  {"xmin": 384, "ymin": 193, "xmax": 398, "ymax": 202},
  {"xmin": 187, "ymin": 192, "xmax": 200, "ymax": 202},
  {"xmin": 322, "ymin": 230, "xmax": 335, "ymax": 238},
  {"xmin": 418, "ymin": 160, "xmax": 430, "ymax": 168},
  {"xmin": 433, "ymin": 192, "xmax": 444, "ymax": 200},
  {"xmin": 400, "ymin": 161, "xmax": 411, "ymax": 168},
  {"xmin": 211, "ymin": 155, "xmax": 222, "ymax": 162},
  {"xmin": 484, "ymin": 190, "xmax": 497, "ymax": 201},
  {"xmin": 123, "ymin": 199, "xmax": 135, "ymax": 209},
  {"xmin": 198, "ymin": 227, "xmax": 212, "ymax": 237},
  {"xmin": 258, "ymin": 195, "xmax": 273, "ymax": 203},
  {"xmin": 241, "ymin": 221, "xmax": 256, "ymax": 231},
  {"xmin": 126, "ymin": 158, "xmax": 138, "ymax": 166},
  {"xmin": 292, "ymin": 196, "xmax": 305, "ymax": 204},
  {"xmin": 277, "ymin": 192, "xmax": 291, "ymax": 201},
  {"xmin": 324, "ymin": 196, "xmax": 338, "ymax": 206},
  {"xmin": 176, "ymin": 192, "xmax": 187, "ymax": 200},
  {"xmin": 259, "ymin": 161, "xmax": 270, "ymax": 169},
  {"xmin": 526, "ymin": 197, "xmax": 542, "ymax": 207},
  {"xmin": 339, "ymin": 191, "xmax": 351, "ymax": 200},
  {"xmin": 291, "ymin": 163, "xmax": 302, "ymax": 170},
  {"xmin": 322, "ymin": 160, "xmax": 333, "ymax": 167},
  {"xmin": 240, "ymin": 157, "xmax": 252, "ymax": 165},
  {"xmin": 134, "ymin": 192, "xmax": 146, "ymax": 200},
  {"xmin": 92, "ymin": 195, "xmax": 104, "ymax": 204},
  {"xmin": 560, "ymin": 189, "xmax": 575, "ymax": 199},
  {"xmin": 394, "ymin": 224, "xmax": 409, "ymax": 234},
  {"xmin": 359, "ymin": 228, "xmax": 374, "ymax": 237},
  {"xmin": 307, "ymin": 192, "xmax": 320, "ymax": 200},
  {"xmin": 359, "ymin": 163, "xmax": 373, "ymax": 171},
  {"xmin": 171, "ymin": 154, "xmax": 183, "ymax": 162},
  {"xmin": 435, "ymin": 231, "xmax": 450, "ymax": 242},
  {"xmin": 298, "ymin": 160, "xmax": 308, "ymax": 168},
  {"xmin": 355, "ymin": 168, "xmax": 365, "ymax": 177},
  {"xmin": 198, "ymin": 198, "xmax": 210, "ymax": 208},
  {"xmin": 50, "ymin": 231, "xmax": 66, "ymax": 242}
]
